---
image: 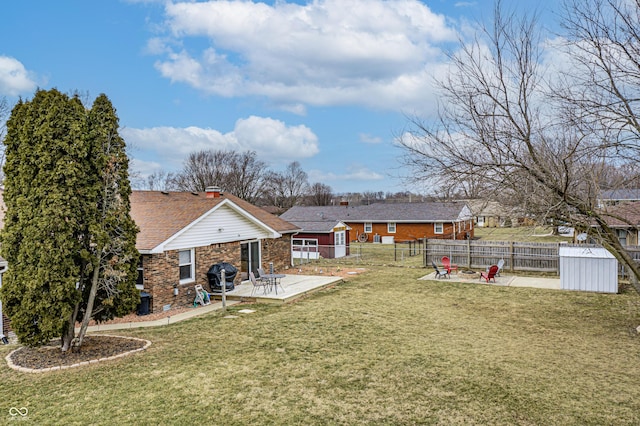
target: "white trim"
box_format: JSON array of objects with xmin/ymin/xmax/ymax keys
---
[
  {"xmin": 364, "ymin": 222, "xmax": 372, "ymax": 233},
  {"xmin": 150, "ymin": 199, "xmax": 281, "ymax": 253},
  {"xmin": 387, "ymin": 222, "xmax": 396, "ymax": 233},
  {"xmin": 434, "ymin": 223, "xmax": 444, "ymax": 234},
  {"xmin": 178, "ymin": 248, "xmax": 195, "ymax": 284}
]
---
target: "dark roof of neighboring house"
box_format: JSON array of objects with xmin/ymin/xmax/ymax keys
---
[
  {"xmin": 600, "ymin": 189, "xmax": 640, "ymax": 201},
  {"xmin": 131, "ymin": 191, "xmax": 300, "ymax": 251},
  {"xmin": 281, "ymin": 202, "xmax": 470, "ymax": 224},
  {"xmin": 600, "ymin": 201, "xmax": 640, "ymax": 227}
]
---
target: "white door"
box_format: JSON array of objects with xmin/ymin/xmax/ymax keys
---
[{"xmin": 334, "ymin": 231, "xmax": 346, "ymax": 258}]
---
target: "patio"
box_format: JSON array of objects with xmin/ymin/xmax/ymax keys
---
[
  {"xmin": 420, "ymin": 270, "xmax": 561, "ymax": 290},
  {"xmin": 210, "ymin": 273, "xmax": 344, "ymax": 304}
]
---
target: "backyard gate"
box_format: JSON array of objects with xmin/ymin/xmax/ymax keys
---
[{"xmin": 559, "ymin": 246, "xmax": 618, "ymax": 293}]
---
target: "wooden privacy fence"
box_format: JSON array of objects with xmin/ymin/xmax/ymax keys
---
[
  {"xmin": 291, "ymin": 239, "xmax": 640, "ymax": 275},
  {"xmin": 425, "ymin": 239, "xmax": 574, "ymax": 273}
]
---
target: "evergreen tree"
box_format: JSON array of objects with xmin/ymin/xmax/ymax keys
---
[
  {"xmin": 0, "ymin": 90, "xmax": 139, "ymax": 350},
  {"xmin": 1, "ymin": 89, "xmax": 88, "ymax": 347},
  {"xmin": 75, "ymin": 94, "xmax": 139, "ymax": 348}
]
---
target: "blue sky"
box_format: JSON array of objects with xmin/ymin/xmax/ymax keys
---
[{"xmin": 0, "ymin": 0, "xmax": 555, "ymax": 194}]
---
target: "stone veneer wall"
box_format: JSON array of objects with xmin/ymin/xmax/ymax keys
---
[{"xmin": 141, "ymin": 235, "xmax": 293, "ymax": 312}]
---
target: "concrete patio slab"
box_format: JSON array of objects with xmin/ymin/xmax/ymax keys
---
[
  {"xmin": 210, "ymin": 274, "xmax": 343, "ymax": 304},
  {"xmin": 419, "ymin": 271, "xmax": 561, "ymax": 290}
]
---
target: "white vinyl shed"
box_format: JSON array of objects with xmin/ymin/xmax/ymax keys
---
[{"xmin": 559, "ymin": 246, "xmax": 618, "ymax": 293}]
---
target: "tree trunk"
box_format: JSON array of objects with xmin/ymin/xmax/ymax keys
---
[
  {"xmin": 61, "ymin": 302, "xmax": 79, "ymax": 352},
  {"xmin": 75, "ymin": 259, "xmax": 101, "ymax": 349}
]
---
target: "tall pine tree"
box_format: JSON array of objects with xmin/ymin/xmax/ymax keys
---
[
  {"xmin": 0, "ymin": 89, "xmax": 139, "ymax": 351},
  {"xmin": 75, "ymin": 94, "xmax": 139, "ymax": 348}
]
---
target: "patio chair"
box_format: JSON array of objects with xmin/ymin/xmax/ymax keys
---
[
  {"xmin": 431, "ymin": 260, "xmax": 450, "ymax": 279},
  {"xmin": 480, "ymin": 265, "xmax": 499, "ymax": 283},
  {"xmin": 249, "ymin": 271, "xmax": 269, "ymax": 296},
  {"xmin": 257, "ymin": 268, "xmax": 267, "ymax": 281},
  {"xmin": 496, "ymin": 259, "xmax": 505, "ymax": 277},
  {"xmin": 441, "ymin": 256, "xmax": 458, "ymax": 274}
]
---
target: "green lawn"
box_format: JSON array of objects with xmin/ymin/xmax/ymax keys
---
[
  {"xmin": 474, "ymin": 226, "xmax": 574, "ymax": 243},
  {"xmin": 1, "ymin": 266, "xmax": 639, "ymax": 425}
]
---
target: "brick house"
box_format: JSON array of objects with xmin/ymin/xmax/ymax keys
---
[
  {"xmin": 281, "ymin": 202, "xmax": 474, "ymax": 245},
  {"xmin": 131, "ymin": 187, "xmax": 300, "ymax": 313}
]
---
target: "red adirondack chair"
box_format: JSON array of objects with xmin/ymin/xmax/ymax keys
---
[
  {"xmin": 441, "ymin": 256, "xmax": 458, "ymax": 274},
  {"xmin": 480, "ymin": 265, "xmax": 499, "ymax": 283}
]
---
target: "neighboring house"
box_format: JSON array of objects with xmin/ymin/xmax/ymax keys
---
[
  {"xmin": 467, "ymin": 200, "xmax": 505, "ymax": 227},
  {"xmin": 132, "ymin": 187, "xmax": 300, "ymax": 312},
  {"xmin": 599, "ymin": 189, "xmax": 640, "ymax": 207},
  {"xmin": 596, "ymin": 201, "xmax": 640, "ymax": 246},
  {"xmin": 281, "ymin": 216, "xmax": 351, "ymax": 259},
  {"xmin": 466, "ymin": 200, "xmax": 534, "ymax": 227},
  {"xmin": 281, "ymin": 202, "xmax": 474, "ymax": 245}
]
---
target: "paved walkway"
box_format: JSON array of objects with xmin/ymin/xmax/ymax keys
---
[
  {"xmin": 420, "ymin": 271, "xmax": 561, "ymax": 290},
  {"xmin": 79, "ymin": 300, "xmax": 242, "ymax": 333}
]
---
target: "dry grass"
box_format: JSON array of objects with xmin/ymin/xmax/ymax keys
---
[
  {"xmin": 474, "ymin": 226, "xmax": 574, "ymax": 243},
  {"xmin": 1, "ymin": 266, "xmax": 639, "ymax": 425}
]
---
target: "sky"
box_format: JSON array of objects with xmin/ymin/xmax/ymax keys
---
[{"xmin": 0, "ymin": 0, "xmax": 556, "ymax": 194}]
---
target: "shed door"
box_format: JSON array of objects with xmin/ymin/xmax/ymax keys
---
[{"xmin": 335, "ymin": 231, "xmax": 346, "ymax": 258}]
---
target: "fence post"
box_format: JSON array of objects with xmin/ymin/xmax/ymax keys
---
[
  {"xmin": 424, "ymin": 239, "xmax": 428, "ymax": 267},
  {"xmin": 221, "ymin": 269, "xmax": 226, "ymax": 310},
  {"xmin": 466, "ymin": 238, "xmax": 471, "ymax": 269},
  {"xmin": 510, "ymin": 241, "xmax": 514, "ymax": 272}
]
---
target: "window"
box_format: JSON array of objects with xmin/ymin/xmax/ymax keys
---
[
  {"xmin": 136, "ymin": 258, "xmax": 144, "ymax": 290},
  {"xmin": 434, "ymin": 223, "xmax": 443, "ymax": 234},
  {"xmin": 364, "ymin": 222, "xmax": 372, "ymax": 233},
  {"xmin": 387, "ymin": 222, "xmax": 396, "ymax": 233},
  {"xmin": 617, "ymin": 229, "xmax": 628, "ymax": 246},
  {"xmin": 179, "ymin": 249, "xmax": 195, "ymax": 283}
]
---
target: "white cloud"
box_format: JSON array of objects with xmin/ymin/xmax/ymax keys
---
[
  {"xmin": 308, "ymin": 164, "xmax": 385, "ymax": 183},
  {"xmin": 359, "ymin": 133, "xmax": 382, "ymax": 144},
  {"xmin": 151, "ymin": 0, "xmax": 458, "ymax": 113},
  {"xmin": 123, "ymin": 116, "xmax": 319, "ymax": 170},
  {"xmin": 0, "ymin": 56, "xmax": 37, "ymax": 96}
]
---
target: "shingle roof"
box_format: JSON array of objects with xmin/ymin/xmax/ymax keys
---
[
  {"xmin": 600, "ymin": 201, "xmax": 640, "ymax": 227},
  {"xmin": 281, "ymin": 202, "xmax": 468, "ymax": 223},
  {"xmin": 285, "ymin": 220, "xmax": 346, "ymax": 233},
  {"xmin": 131, "ymin": 191, "xmax": 300, "ymax": 251}
]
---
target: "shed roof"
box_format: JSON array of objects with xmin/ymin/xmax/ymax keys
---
[
  {"xmin": 287, "ymin": 220, "xmax": 348, "ymax": 233},
  {"xmin": 559, "ymin": 246, "xmax": 616, "ymax": 259}
]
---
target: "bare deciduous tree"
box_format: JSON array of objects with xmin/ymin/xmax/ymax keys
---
[
  {"xmin": 397, "ymin": 0, "xmax": 640, "ymax": 285},
  {"xmin": 170, "ymin": 149, "xmax": 268, "ymax": 203},
  {"xmin": 307, "ymin": 182, "xmax": 333, "ymax": 206},
  {"xmin": 264, "ymin": 161, "xmax": 309, "ymax": 209}
]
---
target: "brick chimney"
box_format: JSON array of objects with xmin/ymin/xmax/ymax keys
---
[{"xmin": 205, "ymin": 186, "xmax": 222, "ymax": 198}]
